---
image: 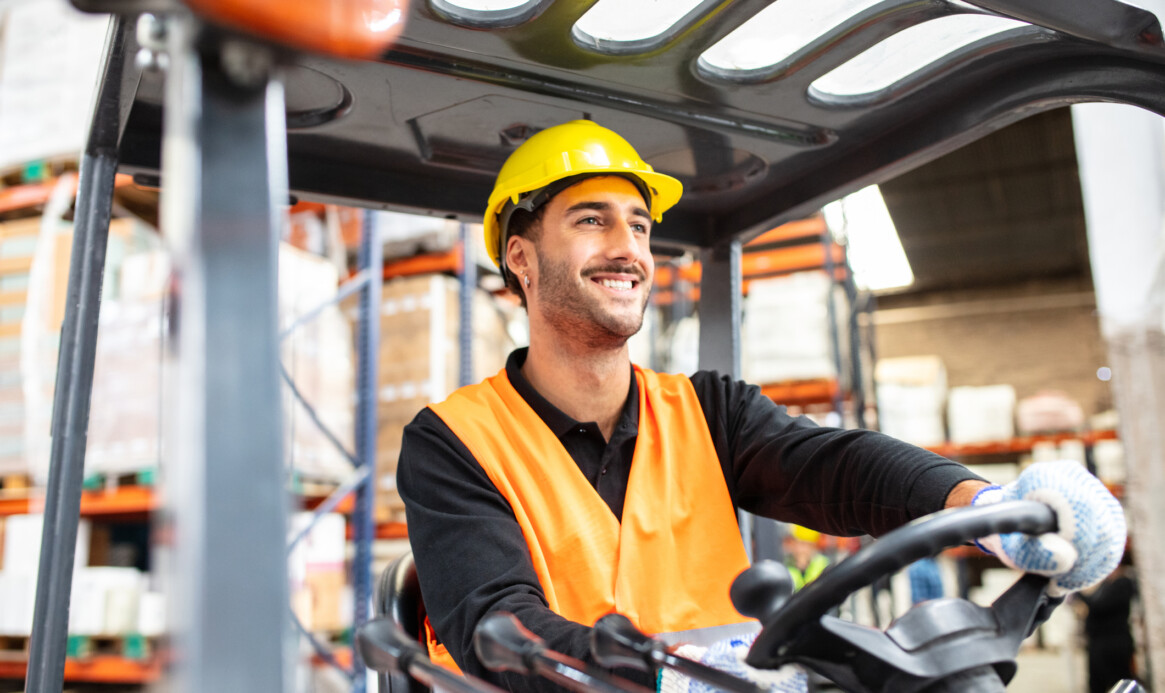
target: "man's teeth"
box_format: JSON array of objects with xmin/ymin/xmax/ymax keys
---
[{"xmin": 599, "ymin": 279, "xmax": 633, "ymax": 290}]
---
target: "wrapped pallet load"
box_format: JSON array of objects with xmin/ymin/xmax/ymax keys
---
[{"xmin": 874, "ymin": 356, "xmax": 947, "ymax": 447}]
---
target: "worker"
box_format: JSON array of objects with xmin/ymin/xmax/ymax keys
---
[
  {"xmin": 784, "ymin": 526, "xmax": 830, "ymax": 591},
  {"xmin": 396, "ymin": 120, "xmax": 1127, "ymax": 693}
]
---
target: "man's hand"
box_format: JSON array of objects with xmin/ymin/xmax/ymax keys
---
[
  {"xmin": 970, "ymin": 461, "xmax": 1126, "ymax": 596},
  {"xmin": 659, "ymin": 633, "xmax": 807, "ymax": 693}
]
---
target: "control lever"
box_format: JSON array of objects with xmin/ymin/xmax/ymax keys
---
[
  {"xmin": 591, "ymin": 613, "xmax": 767, "ymax": 693},
  {"xmin": 474, "ymin": 612, "xmax": 653, "ymax": 693},
  {"xmin": 730, "ymin": 560, "xmax": 796, "ymax": 624},
  {"xmin": 357, "ymin": 617, "xmax": 506, "ymax": 693}
]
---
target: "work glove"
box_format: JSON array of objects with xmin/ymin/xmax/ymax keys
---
[
  {"xmin": 658, "ymin": 632, "xmax": 807, "ymax": 693},
  {"xmin": 971, "ymin": 461, "xmax": 1126, "ymax": 596}
]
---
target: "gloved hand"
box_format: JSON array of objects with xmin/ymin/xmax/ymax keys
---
[
  {"xmin": 658, "ymin": 632, "xmax": 807, "ymax": 693},
  {"xmin": 971, "ymin": 461, "xmax": 1126, "ymax": 596}
]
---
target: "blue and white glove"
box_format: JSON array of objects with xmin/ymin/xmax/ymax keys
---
[
  {"xmin": 658, "ymin": 633, "xmax": 807, "ymax": 693},
  {"xmin": 971, "ymin": 461, "xmax": 1126, "ymax": 596}
]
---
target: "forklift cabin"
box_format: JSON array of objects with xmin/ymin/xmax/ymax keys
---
[{"xmin": 23, "ymin": 0, "xmax": 1165, "ymax": 691}]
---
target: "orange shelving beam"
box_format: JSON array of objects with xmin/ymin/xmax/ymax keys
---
[
  {"xmin": 925, "ymin": 429, "xmax": 1119, "ymax": 459},
  {"xmin": 383, "ymin": 246, "xmax": 462, "ymax": 280},
  {"xmin": 0, "ymin": 485, "xmax": 157, "ymax": 518},
  {"xmin": 0, "ymin": 174, "xmax": 135, "ymax": 216},
  {"xmin": 760, "ymin": 379, "xmax": 842, "ymax": 408},
  {"xmin": 0, "ymin": 655, "xmax": 162, "ymax": 684},
  {"xmin": 746, "ymin": 217, "xmax": 828, "ymax": 247}
]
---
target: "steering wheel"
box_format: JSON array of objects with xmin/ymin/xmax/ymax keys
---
[{"xmin": 732, "ymin": 500, "xmax": 1061, "ymax": 693}]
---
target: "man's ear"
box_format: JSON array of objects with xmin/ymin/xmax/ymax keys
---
[{"xmin": 506, "ymin": 235, "xmax": 531, "ymax": 277}]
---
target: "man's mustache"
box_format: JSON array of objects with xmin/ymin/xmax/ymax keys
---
[{"xmin": 581, "ymin": 265, "xmax": 647, "ymax": 282}]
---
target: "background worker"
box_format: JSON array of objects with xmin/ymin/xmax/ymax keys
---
[
  {"xmin": 396, "ymin": 121, "xmax": 1127, "ymax": 693},
  {"xmin": 784, "ymin": 526, "xmax": 830, "ymax": 591}
]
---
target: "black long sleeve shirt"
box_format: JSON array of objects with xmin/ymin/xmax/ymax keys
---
[{"xmin": 397, "ymin": 348, "xmax": 982, "ymax": 692}]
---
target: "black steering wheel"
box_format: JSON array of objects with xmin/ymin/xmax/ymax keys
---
[{"xmin": 732, "ymin": 500, "xmax": 1062, "ymax": 693}]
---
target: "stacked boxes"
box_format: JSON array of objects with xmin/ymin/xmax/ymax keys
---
[
  {"xmin": 875, "ymin": 356, "xmax": 948, "ymax": 447},
  {"xmin": 947, "ymin": 385, "xmax": 1017, "ymax": 444},
  {"xmin": 280, "ymin": 245, "xmax": 355, "ymax": 484},
  {"xmin": 365, "ymin": 274, "xmax": 521, "ymax": 521},
  {"xmin": 289, "ymin": 512, "xmax": 348, "ymax": 633},
  {"xmin": 0, "ymin": 215, "xmax": 73, "ymax": 477},
  {"xmin": 0, "ymin": 513, "xmax": 90, "ymax": 635},
  {"xmin": 742, "ymin": 272, "xmax": 848, "ymax": 386}
]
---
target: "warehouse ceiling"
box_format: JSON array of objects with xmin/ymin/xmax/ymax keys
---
[{"xmin": 879, "ymin": 107, "xmax": 1092, "ymax": 296}]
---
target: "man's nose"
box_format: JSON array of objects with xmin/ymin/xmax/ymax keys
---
[{"xmin": 606, "ymin": 220, "xmax": 643, "ymax": 264}]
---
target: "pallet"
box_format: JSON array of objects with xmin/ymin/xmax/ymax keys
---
[
  {"xmin": 81, "ymin": 468, "xmax": 156, "ymax": 492},
  {"xmin": 0, "ymin": 633, "xmax": 157, "ymax": 661},
  {"xmin": 67, "ymin": 634, "xmax": 156, "ymax": 661}
]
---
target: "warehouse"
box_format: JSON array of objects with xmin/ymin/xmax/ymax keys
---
[{"xmin": 0, "ymin": 1, "xmax": 1159, "ymax": 692}]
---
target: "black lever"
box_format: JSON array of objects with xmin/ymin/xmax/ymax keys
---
[
  {"xmin": 730, "ymin": 560, "xmax": 796, "ymax": 624},
  {"xmin": 592, "ymin": 613, "xmax": 767, "ymax": 693},
  {"xmin": 475, "ymin": 612, "xmax": 653, "ymax": 693},
  {"xmin": 356, "ymin": 618, "xmax": 506, "ymax": 693}
]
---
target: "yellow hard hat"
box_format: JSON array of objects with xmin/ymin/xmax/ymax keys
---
[
  {"xmin": 483, "ymin": 120, "xmax": 683, "ymax": 268},
  {"xmin": 788, "ymin": 525, "xmax": 821, "ymax": 544}
]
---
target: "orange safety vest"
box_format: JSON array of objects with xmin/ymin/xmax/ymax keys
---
[{"xmin": 425, "ymin": 365, "xmax": 752, "ymax": 671}]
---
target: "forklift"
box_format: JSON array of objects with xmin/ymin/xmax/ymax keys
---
[{"xmin": 24, "ymin": 0, "xmax": 1163, "ymax": 690}]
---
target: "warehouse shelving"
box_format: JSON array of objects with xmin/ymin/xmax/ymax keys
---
[{"xmin": 654, "ymin": 216, "xmax": 875, "ymax": 422}]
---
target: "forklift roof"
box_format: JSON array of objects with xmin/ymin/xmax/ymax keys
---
[{"xmin": 110, "ymin": 0, "xmax": 1165, "ymax": 250}]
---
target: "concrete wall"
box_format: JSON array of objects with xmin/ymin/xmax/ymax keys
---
[{"xmin": 873, "ymin": 278, "xmax": 1113, "ymax": 417}]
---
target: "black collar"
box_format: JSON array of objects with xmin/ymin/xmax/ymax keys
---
[{"xmin": 504, "ymin": 347, "xmax": 639, "ymax": 439}]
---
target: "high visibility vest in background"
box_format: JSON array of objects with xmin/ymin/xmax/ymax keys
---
[
  {"xmin": 427, "ymin": 366, "xmax": 752, "ymax": 670},
  {"xmin": 786, "ymin": 554, "xmax": 831, "ymax": 591}
]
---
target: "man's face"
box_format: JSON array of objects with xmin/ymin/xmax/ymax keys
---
[{"xmin": 528, "ymin": 176, "xmax": 654, "ymax": 346}]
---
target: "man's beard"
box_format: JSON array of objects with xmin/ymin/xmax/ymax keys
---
[{"xmin": 535, "ymin": 252, "xmax": 649, "ymax": 349}]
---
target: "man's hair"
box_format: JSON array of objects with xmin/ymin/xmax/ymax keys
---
[{"xmin": 502, "ymin": 205, "xmax": 545, "ymax": 309}]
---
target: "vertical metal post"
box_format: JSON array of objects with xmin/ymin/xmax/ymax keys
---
[
  {"xmin": 821, "ymin": 233, "xmax": 845, "ymax": 419},
  {"xmin": 352, "ymin": 209, "xmax": 382, "ymax": 691},
  {"xmin": 458, "ymin": 223, "xmax": 475, "ymax": 388},
  {"xmin": 159, "ymin": 20, "xmax": 289, "ymax": 691},
  {"xmin": 26, "ymin": 18, "xmax": 129, "ymax": 693},
  {"xmin": 696, "ymin": 240, "xmax": 777, "ymax": 561},
  {"xmin": 842, "ymin": 256, "xmax": 867, "ymax": 430}
]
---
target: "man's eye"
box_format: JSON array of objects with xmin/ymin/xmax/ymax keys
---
[
  {"xmin": 578, "ymin": 216, "xmax": 600, "ymax": 225},
  {"xmin": 632, "ymin": 223, "xmax": 649, "ymax": 233}
]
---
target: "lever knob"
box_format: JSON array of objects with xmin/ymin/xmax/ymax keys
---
[
  {"xmin": 474, "ymin": 612, "xmax": 543, "ymax": 675},
  {"xmin": 730, "ymin": 560, "xmax": 795, "ymax": 624},
  {"xmin": 356, "ymin": 618, "xmax": 426, "ymax": 674},
  {"xmin": 591, "ymin": 613, "xmax": 659, "ymax": 671}
]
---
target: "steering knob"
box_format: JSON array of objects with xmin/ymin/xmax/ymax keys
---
[
  {"xmin": 731, "ymin": 560, "xmax": 795, "ymax": 623},
  {"xmin": 591, "ymin": 613, "xmax": 659, "ymax": 670},
  {"xmin": 356, "ymin": 617, "xmax": 426, "ymax": 673},
  {"xmin": 474, "ymin": 612, "xmax": 543, "ymax": 674}
]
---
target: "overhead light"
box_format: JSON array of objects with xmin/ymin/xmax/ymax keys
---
[
  {"xmin": 574, "ymin": 0, "xmax": 709, "ymax": 51},
  {"xmin": 699, "ymin": 0, "xmax": 882, "ymax": 75},
  {"xmin": 823, "ymin": 185, "xmax": 914, "ymax": 292},
  {"xmin": 811, "ymin": 14, "xmax": 1029, "ymax": 99}
]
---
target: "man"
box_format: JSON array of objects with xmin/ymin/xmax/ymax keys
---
[{"xmin": 397, "ymin": 120, "xmax": 1126, "ymax": 693}]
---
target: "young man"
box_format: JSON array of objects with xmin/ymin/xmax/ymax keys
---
[{"xmin": 397, "ymin": 120, "xmax": 1126, "ymax": 693}]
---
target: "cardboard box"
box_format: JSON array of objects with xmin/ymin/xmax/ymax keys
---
[{"xmin": 349, "ymin": 274, "xmax": 522, "ymax": 512}]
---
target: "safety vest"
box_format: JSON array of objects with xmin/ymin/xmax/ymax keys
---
[
  {"xmin": 786, "ymin": 554, "xmax": 830, "ymax": 591},
  {"xmin": 425, "ymin": 366, "xmax": 752, "ymax": 671}
]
